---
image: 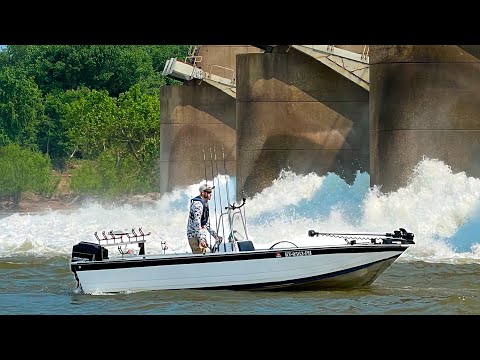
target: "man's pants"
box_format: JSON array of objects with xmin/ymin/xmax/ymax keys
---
[{"xmin": 188, "ymin": 237, "xmax": 206, "ymax": 254}]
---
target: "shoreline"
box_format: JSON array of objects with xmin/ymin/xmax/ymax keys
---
[{"xmin": 0, "ymin": 192, "xmax": 161, "ymax": 216}]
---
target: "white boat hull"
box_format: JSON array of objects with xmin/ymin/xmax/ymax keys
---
[{"xmin": 71, "ymin": 245, "xmax": 408, "ymax": 294}]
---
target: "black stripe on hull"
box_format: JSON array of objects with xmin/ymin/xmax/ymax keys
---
[
  {"xmin": 193, "ymin": 255, "xmax": 401, "ymax": 291},
  {"xmin": 71, "ymin": 245, "xmax": 408, "ymax": 272}
]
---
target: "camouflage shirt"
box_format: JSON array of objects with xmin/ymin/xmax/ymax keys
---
[{"xmin": 187, "ymin": 198, "xmax": 217, "ymax": 241}]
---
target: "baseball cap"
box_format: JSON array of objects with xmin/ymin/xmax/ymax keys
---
[{"xmin": 199, "ymin": 184, "xmax": 215, "ymax": 193}]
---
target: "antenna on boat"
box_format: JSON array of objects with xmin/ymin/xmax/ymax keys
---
[
  {"xmin": 209, "ymin": 147, "xmax": 220, "ymax": 243},
  {"xmin": 202, "ymin": 147, "xmax": 214, "ymax": 250},
  {"xmin": 222, "ymin": 145, "xmax": 234, "ymax": 236},
  {"xmin": 241, "ymin": 189, "xmax": 248, "ymax": 237},
  {"xmin": 222, "ymin": 144, "xmax": 232, "ymax": 207},
  {"xmin": 209, "ymin": 147, "xmax": 217, "ymax": 215},
  {"xmin": 202, "ymin": 148, "xmax": 208, "ymax": 187},
  {"xmin": 213, "ymin": 147, "xmax": 226, "ymax": 241}
]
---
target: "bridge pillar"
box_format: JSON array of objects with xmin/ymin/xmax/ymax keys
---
[
  {"xmin": 236, "ymin": 47, "xmax": 369, "ymax": 199},
  {"xmin": 159, "ymin": 84, "xmax": 236, "ymax": 194},
  {"xmin": 370, "ymin": 45, "xmax": 480, "ymax": 192}
]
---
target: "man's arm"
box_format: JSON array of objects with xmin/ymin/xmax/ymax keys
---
[
  {"xmin": 207, "ymin": 226, "xmax": 218, "ymax": 238},
  {"xmin": 206, "ymin": 219, "xmax": 220, "ymax": 240}
]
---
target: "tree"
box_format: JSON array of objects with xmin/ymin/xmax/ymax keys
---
[
  {"xmin": 68, "ymin": 84, "xmax": 161, "ymax": 195},
  {"xmin": 61, "ymin": 87, "xmax": 117, "ymax": 159},
  {"xmin": 6, "ymin": 45, "xmax": 159, "ymax": 97},
  {"xmin": 114, "ymin": 83, "xmax": 160, "ymax": 162},
  {"xmin": 0, "ymin": 45, "xmax": 185, "ymax": 198},
  {"xmin": 0, "ymin": 66, "xmax": 44, "ymax": 149},
  {"xmin": 0, "ymin": 144, "xmax": 54, "ymax": 207}
]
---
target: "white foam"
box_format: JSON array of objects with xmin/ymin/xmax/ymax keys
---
[{"xmin": 1, "ymin": 158, "xmax": 480, "ymax": 263}]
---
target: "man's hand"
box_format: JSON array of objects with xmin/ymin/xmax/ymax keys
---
[{"xmin": 216, "ymin": 236, "xmax": 223, "ymax": 244}]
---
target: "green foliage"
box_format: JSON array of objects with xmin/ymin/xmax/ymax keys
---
[
  {"xmin": 138, "ymin": 71, "xmax": 166, "ymax": 96},
  {"xmin": 39, "ymin": 90, "xmax": 75, "ymax": 168},
  {"xmin": 5, "ymin": 45, "xmax": 163, "ymax": 97},
  {"xmin": 0, "ymin": 45, "xmax": 186, "ymax": 200},
  {"xmin": 114, "ymin": 83, "xmax": 161, "ymax": 163},
  {"xmin": 70, "ymin": 152, "xmax": 159, "ymax": 198},
  {"xmin": 0, "ymin": 49, "xmax": 7, "ymax": 67},
  {"xmin": 62, "ymin": 87, "xmax": 118, "ymax": 159},
  {"xmin": 67, "ymin": 84, "xmax": 161, "ymax": 197},
  {"xmin": 68, "ymin": 160, "xmax": 102, "ymax": 195},
  {"xmin": 0, "ymin": 144, "xmax": 55, "ymax": 206},
  {"xmin": 58, "ymin": 84, "xmax": 160, "ymax": 163},
  {"xmin": 0, "ymin": 66, "xmax": 44, "ymax": 148}
]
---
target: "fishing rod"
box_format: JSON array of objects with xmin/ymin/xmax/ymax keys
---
[
  {"xmin": 213, "ymin": 147, "xmax": 226, "ymax": 244},
  {"xmin": 213, "ymin": 147, "xmax": 224, "ymax": 212},
  {"xmin": 308, "ymin": 228, "xmax": 414, "ymax": 241},
  {"xmin": 202, "ymin": 148, "xmax": 208, "ymax": 187},
  {"xmin": 209, "ymin": 146, "xmax": 222, "ymax": 249},
  {"xmin": 221, "ymin": 145, "xmax": 235, "ymax": 239},
  {"xmin": 202, "ymin": 147, "xmax": 214, "ymax": 251},
  {"xmin": 239, "ymin": 188, "xmax": 248, "ymax": 237},
  {"xmin": 222, "ymin": 145, "xmax": 232, "ymax": 207}
]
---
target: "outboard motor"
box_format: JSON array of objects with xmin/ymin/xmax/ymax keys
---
[{"xmin": 72, "ymin": 241, "xmax": 108, "ymax": 261}]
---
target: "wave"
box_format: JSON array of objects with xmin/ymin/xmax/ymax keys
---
[{"xmin": 1, "ymin": 158, "xmax": 480, "ymax": 264}]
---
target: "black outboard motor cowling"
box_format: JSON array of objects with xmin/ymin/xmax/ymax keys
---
[{"xmin": 72, "ymin": 241, "xmax": 108, "ymax": 261}]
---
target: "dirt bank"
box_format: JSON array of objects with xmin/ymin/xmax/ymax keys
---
[
  {"xmin": 0, "ymin": 192, "xmax": 162, "ymax": 215},
  {"xmin": 1, "ymin": 171, "xmax": 161, "ymax": 215}
]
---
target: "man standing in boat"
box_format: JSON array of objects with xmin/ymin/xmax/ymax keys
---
[{"xmin": 187, "ymin": 184, "xmax": 222, "ymax": 254}]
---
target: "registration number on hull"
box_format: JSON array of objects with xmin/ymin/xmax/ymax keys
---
[{"xmin": 284, "ymin": 250, "xmax": 312, "ymax": 257}]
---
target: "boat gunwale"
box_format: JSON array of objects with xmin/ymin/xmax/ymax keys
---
[{"xmin": 71, "ymin": 243, "xmax": 410, "ymax": 272}]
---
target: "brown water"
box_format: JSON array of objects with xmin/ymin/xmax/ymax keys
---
[
  {"xmin": 2, "ymin": 165, "xmax": 480, "ymax": 317},
  {"xmin": 1, "ymin": 257, "xmax": 478, "ymax": 315}
]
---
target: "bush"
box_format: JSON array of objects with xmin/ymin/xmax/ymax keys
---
[
  {"xmin": 0, "ymin": 144, "xmax": 55, "ymax": 207},
  {"xmin": 69, "ymin": 160, "xmax": 102, "ymax": 196},
  {"xmin": 69, "ymin": 152, "xmax": 159, "ymax": 199}
]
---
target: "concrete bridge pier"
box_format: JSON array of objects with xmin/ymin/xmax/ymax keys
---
[
  {"xmin": 159, "ymin": 45, "xmax": 262, "ymax": 195},
  {"xmin": 236, "ymin": 47, "xmax": 369, "ymax": 199},
  {"xmin": 159, "ymin": 84, "xmax": 236, "ymax": 194},
  {"xmin": 370, "ymin": 45, "xmax": 480, "ymax": 193}
]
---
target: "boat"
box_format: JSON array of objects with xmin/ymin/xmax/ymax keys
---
[{"xmin": 70, "ymin": 196, "xmax": 415, "ymax": 294}]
